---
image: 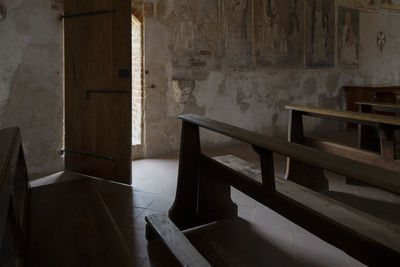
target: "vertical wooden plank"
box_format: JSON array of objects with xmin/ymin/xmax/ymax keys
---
[
  {"xmin": 64, "ymin": 0, "xmax": 132, "ymax": 184},
  {"xmin": 252, "ymin": 145, "xmax": 275, "ymax": 192},
  {"xmin": 285, "ymin": 110, "xmax": 328, "ymax": 192},
  {"xmin": 110, "ymin": 0, "xmax": 132, "ymax": 183}
]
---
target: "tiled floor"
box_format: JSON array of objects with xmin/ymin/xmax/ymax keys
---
[{"xmin": 31, "ymin": 144, "xmax": 400, "ymax": 267}]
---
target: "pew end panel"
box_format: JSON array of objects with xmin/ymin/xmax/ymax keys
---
[
  {"xmin": 150, "ymin": 114, "xmax": 400, "ymax": 267},
  {"xmin": 0, "ymin": 127, "xmax": 136, "ymax": 267},
  {"xmin": 0, "ymin": 128, "xmax": 30, "ymax": 267},
  {"xmin": 286, "ymin": 109, "xmax": 328, "ymax": 192}
]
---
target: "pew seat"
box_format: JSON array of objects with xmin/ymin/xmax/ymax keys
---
[
  {"xmin": 0, "ymin": 127, "xmax": 135, "ymax": 267},
  {"xmin": 146, "ymin": 114, "xmax": 400, "ymax": 267},
  {"xmin": 28, "ymin": 179, "xmax": 134, "ymax": 267}
]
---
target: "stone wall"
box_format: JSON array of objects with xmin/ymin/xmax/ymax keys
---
[
  {"xmin": 0, "ymin": 0, "xmax": 64, "ymax": 177},
  {"xmin": 1, "ymin": 0, "xmax": 400, "ymax": 176},
  {"xmin": 142, "ymin": 0, "xmax": 400, "ymax": 157},
  {"xmin": 132, "ymin": 16, "xmax": 143, "ymax": 146}
]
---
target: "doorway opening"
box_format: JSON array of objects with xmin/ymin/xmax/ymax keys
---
[{"xmin": 132, "ymin": 14, "xmax": 144, "ymax": 159}]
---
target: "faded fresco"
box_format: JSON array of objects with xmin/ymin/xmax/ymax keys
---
[
  {"xmin": 380, "ymin": 0, "xmax": 400, "ymax": 11},
  {"xmin": 305, "ymin": 0, "xmax": 335, "ymax": 67},
  {"xmin": 162, "ymin": 0, "xmax": 196, "ymax": 67},
  {"xmin": 162, "ymin": 0, "xmax": 305, "ymax": 69},
  {"xmin": 254, "ymin": 0, "xmax": 304, "ymax": 67},
  {"xmin": 354, "ymin": 0, "xmax": 377, "ymax": 9},
  {"xmin": 220, "ymin": 0, "xmax": 251, "ymax": 68},
  {"xmin": 338, "ymin": 8, "xmax": 359, "ymax": 68},
  {"xmin": 162, "ymin": 0, "xmax": 220, "ymax": 68}
]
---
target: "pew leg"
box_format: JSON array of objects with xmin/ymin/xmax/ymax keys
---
[
  {"xmin": 168, "ymin": 121, "xmax": 238, "ymax": 232},
  {"xmin": 286, "ymin": 110, "xmax": 328, "ymax": 192},
  {"xmin": 197, "ymin": 162, "xmax": 238, "ymax": 224},
  {"xmin": 358, "ymin": 104, "xmax": 380, "ymax": 152},
  {"xmin": 168, "ymin": 122, "xmax": 202, "ymax": 230},
  {"xmin": 345, "ymin": 104, "xmax": 380, "ymax": 185},
  {"xmin": 145, "ymin": 223, "xmax": 159, "ymax": 241},
  {"xmin": 285, "ymin": 158, "xmax": 328, "ymax": 192}
]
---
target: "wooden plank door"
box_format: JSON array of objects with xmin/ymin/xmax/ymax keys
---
[{"xmin": 64, "ymin": 0, "xmax": 132, "ymax": 184}]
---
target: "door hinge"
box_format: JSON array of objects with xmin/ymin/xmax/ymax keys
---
[
  {"xmin": 60, "ymin": 149, "xmax": 115, "ymax": 161},
  {"xmin": 60, "ymin": 9, "xmax": 116, "ymax": 20}
]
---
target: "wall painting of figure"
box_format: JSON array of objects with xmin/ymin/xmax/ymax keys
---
[
  {"xmin": 338, "ymin": 8, "xmax": 359, "ymax": 68},
  {"xmin": 305, "ymin": 0, "xmax": 335, "ymax": 68}
]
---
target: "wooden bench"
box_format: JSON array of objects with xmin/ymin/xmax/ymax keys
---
[
  {"xmin": 357, "ymin": 101, "xmax": 400, "ymax": 113},
  {"xmin": 0, "ymin": 127, "xmax": 135, "ymax": 267},
  {"xmin": 343, "ymin": 85, "xmax": 400, "ymax": 130},
  {"xmin": 145, "ymin": 114, "xmax": 400, "ymax": 267},
  {"xmin": 357, "ymin": 101, "xmax": 400, "ymax": 157},
  {"xmin": 285, "ymin": 104, "xmax": 400, "ymax": 190},
  {"xmin": 343, "ymin": 85, "xmax": 400, "ymax": 113}
]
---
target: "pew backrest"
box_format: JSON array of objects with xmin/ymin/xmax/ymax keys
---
[
  {"xmin": 285, "ymin": 104, "xmax": 400, "ymax": 127},
  {"xmin": 0, "ymin": 128, "xmax": 29, "ymax": 266},
  {"xmin": 181, "ymin": 114, "xmax": 400, "ymax": 195},
  {"xmin": 169, "ymin": 114, "xmax": 400, "ymax": 266},
  {"xmin": 285, "ymin": 104, "xmax": 399, "ymax": 161},
  {"xmin": 356, "ymin": 101, "xmax": 400, "ymax": 113}
]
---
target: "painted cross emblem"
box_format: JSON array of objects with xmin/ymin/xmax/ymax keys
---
[
  {"xmin": 377, "ymin": 31, "xmax": 386, "ymax": 53},
  {"xmin": 0, "ymin": 1, "xmax": 6, "ymax": 22}
]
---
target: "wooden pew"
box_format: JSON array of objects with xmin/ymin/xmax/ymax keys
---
[
  {"xmin": 285, "ymin": 104, "xmax": 400, "ymax": 190},
  {"xmin": 0, "ymin": 127, "xmax": 135, "ymax": 267},
  {"xmin": 343, "ymin": 85, "xmax": 400, "ymax": 113},
  {"xmin": 343, "ymin": 85, "xmax": 400, "ymax": 129},
  {"xmin": 146, "ymin": 114, "xmax": 400, "ymax": 267},
  {"xmin": 0, "ymin": 128, "xmax": 29, "ymax": 267},
  {"xmin": 357, "ymin": 101, "xmax": 400, "ymax": 157}
]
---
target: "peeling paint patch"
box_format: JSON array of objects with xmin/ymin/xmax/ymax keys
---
[
  {"xmin": 51, "ymin": 0, "xmax": 63, "ymax": 11},
  {"xmin": 303, "ymin": 77, "xmax": 317, "ymax": 94},
  {"xmin": 182, "ymin": 97, "xmax": 206, "ymax": 115},
  {"xmin": 272, "ymin": 113, "xmax": 279, "ymax": 122},
  {"xmin": 144, "ymin": 2, "xmax": 155, "ymax": 17},
  {"xmin": 0, "ymin": 1, "xmax": 7, "ymax": 22},
  {"xmin": 318, "ymin": 94, "xmax": 340, "ymax": 108},
  {"xmin": 218, "ymin": 78, "xmax": 226, "ymax": 94},
  {"xmin": 192, "ymin": 70, "xmax": 209, "ymax": 81},
  {"xmin": 326, "ymin": 72, "xmax": 339, "ymax": 94},
  {"xmin": 236, "ymin": 87, "xmax": 250, "ymax": 112}
]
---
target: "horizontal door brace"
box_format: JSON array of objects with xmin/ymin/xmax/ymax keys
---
[
  {"xmin": 60, "ymin": 149, "xmax": 115, "ymax": 161},
  {"xmin": 61, "ymin": 9, "xmax": 116, "ymax": 20},
  {"xmin": 86, "ymin": 90, "xmax": 128, "ymax": 100}
]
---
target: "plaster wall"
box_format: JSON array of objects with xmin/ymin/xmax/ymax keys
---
[
  {"xmin": 0, "ymin": 0, "xmax": 63, "ymax": 177},
  {"xmin": 142, "ymin": 0, "xmax": 400, "ymax": 158},
  {"xmin": 1, "ymin": 0, "xmax": 400, "ymax": 176}
]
